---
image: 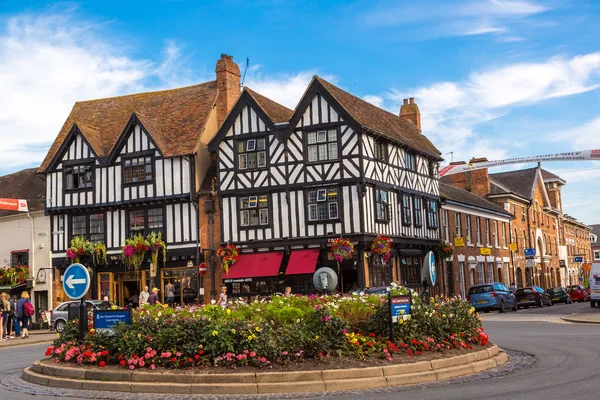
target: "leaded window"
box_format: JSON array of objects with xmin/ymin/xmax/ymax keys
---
[
  {"xmin": 65, "ymin": 164, "xmax": 93, "ymax": 190},
  {"xmin": 129, "ymin": 208, "xmax": 163, "ymax": 236},
  {"xmin": 238, "ymin": 138, "xmax": 266, "ymax": 169},
  {"xmin": 374, "ymin": 140, "xmax": 387, "ymax": 161},
  {"xmin": 240, "ymin": 195, "xmax": 269, "ymax": 227},
  {"xmin": 401, "ymin": 194, "xmax": 411, "ymax": 225},
  {"xmin": 375, "ymin": 189, "xmax": 389, "ymax": 222},
  {"xmin": 123, "ymin": 156, "xmax": 152, "ymax": 184},
  {"xmin": 414, "ymin": 197, "xmax": 423, "ymax": 227},
  {"xmin": 426, "ymin": 200, "xmax": 438, "ymax": 228},
  {"xmin": 308, "ymin": 188, "xmax": 339, "ymax": 221},
  {"xmin": 405, "ymin": 152, "xmax": 417, "ymax": 171},
  {"xmin": 307, "ymin": 129, "xmax": 338, "ymax": 162}
]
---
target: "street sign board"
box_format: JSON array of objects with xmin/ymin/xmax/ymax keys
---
[
  {"xmin": 94, "ymin": 309, "xmax": 132, "ymax": 332},
  {"xmin": 575, "ymin": 256, "xmax": 583, "ymax": 263},
  {"xmin": 199, "ymin": 262, "xmax": 207, "ymax": 276},
  {"xmin": 579, "ymin": 277, "xmax": 584, "ymax": 282},
  {"xmin": 480, "ymin": 248, "xmax": 491, "ymax": 256},
  {"xmin": 524, "ymin": 248, "xmax": 536, "ymax": 257},
  {"xmin": 509, "ymin": 243, "xmax": 517, "ymax": 252},
  {"xmin": 390, "ymin": 295, "xmax": 412, "ymax": 323},
  {"xmin": 62, "ymin": 263, "xmax": 90, "ymax": 300},
  {"xmin": 422, "ymin": 251, "xmax": 437, "ymax": 286}
]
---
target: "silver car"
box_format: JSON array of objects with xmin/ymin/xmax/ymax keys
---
[{"xmin": 51, "ymin": 300, "xmax": 119, "ymax": 333}]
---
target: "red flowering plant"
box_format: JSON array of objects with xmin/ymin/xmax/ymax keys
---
[
  {"xmin": 435, "ymin": 241, "xmax": 454, "ymax": 259},
  {"xmin": 66, "ymin": 236, "xmax": 93, "ymax": 264},
  {"xmin": 330, "ymin": 238, "xmax": 355, "ymax": 265},
  {"xmin": 0, "ymin": 265, "xmax": 29, "ymax": 286},
  {"xmin": 371, "ymin": 235, "xmax": 393, "ymax": 263},
  {"xmin": 217, "ymin": 244, "xmax": 239, "ymax": 274},
  {"xmin": 122, "ymin": 233, "xmax": 149, "ymax": 271}
]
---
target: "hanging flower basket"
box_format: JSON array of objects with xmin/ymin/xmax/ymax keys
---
[
  {"xmin": 92, "ymin": 242, "xmax": 107, "ymax": 267},
  {"xmin": 122, "ymin": 233, "xmax": 149, "ymax": 271},
  {"xmin": 147, "ymin": 232, "xmax": 168, "ymax": 268},
  {"xmin": 435, "ymin": 241, "xmax": 454, "ymax": 259},
  {"xmin": 217, "ymin": 244, "xmax": 239, "ymax": 274},
  {"xmin": 0, "ymin": 265, "xmax": 29, "ymax": 286},
  {"xmin": 330, "ymin": 237, "xmax": 355, "ymax": 264},
  {"xmin": 371, "ymin": 235, "xmax": 393, "ymax": 263},
  {"xmin": 66, "ymin": 236, "xmax": 93, "ymax": 264}
]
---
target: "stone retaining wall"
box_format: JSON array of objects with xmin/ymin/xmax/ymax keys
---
[{"xmin": 22, "ymin": 345, "xmax": 508, "ymax": 395}]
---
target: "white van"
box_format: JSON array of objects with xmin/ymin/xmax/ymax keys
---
[{"xmin": 589, "ymin": 263, "xmax": 600, "ymax": 307}]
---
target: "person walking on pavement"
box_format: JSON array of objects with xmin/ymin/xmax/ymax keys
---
[
  {"xmin": 6, "ymin": 295, "xmax": 15, "ymax": 338},
  {"xmin": 17, "ymin": 291, "xmax": 33, "ymax": 339},
  {"xmin": 148, "ymin": 288, "xmax": 162, "ymax": 306},
  {"xmin": 11, "ymin": 295, "xmax": 20, "ymax": 338},
  {"xmin": 139, "ymin": 286, "xmax": 150, "ymax": 308},
  {"xmin": 509, "ymin": 282, "xmax": 518, "ymax": 295},
  {"xmin": 0, "ymin": 293, "xmax": 5, "ymax": 342},
  {"xmin": 1, "ymin": 293, "xmax": 10, "ymax": 340},
  {"xmin": 165, "ymin": 281, "xmax": 175, "ymax": 307}
]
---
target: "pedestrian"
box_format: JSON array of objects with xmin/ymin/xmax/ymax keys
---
[
  {"xmin": 165, "ymin": 281, "xmax": 175, "ymax": 307},
  {"xmin": 17, "ymin": 291, "xmax": 33, "ymax": 339},
  {"xmin": 11, "ymin": 295, "xmax": 20, "ymax": 338},
  {"xmin": 139, "ymin": 285, "xmax": 150, "ymax": 308},
  {"xmin": 1, "ymin": 293, "xmax": 10, "ymax": 340},
  {"xmin": 283, "ymin": 287, "xmax": 292, "ymax": 297},
  {"xmin": 148, "ymin": 288, "xmax": 162, "ymax": 306},
  {"xmin": 216, "ymin": 286, "xmax": 228, "ymax": 307},
  {"xmin": 0, "ymin": 293, "xmax": 5, "ymax": 342},
  {"xmin": 509, "ymin": 282, "xmax": 517, "ymax": 294},
  {"xmin": 129, "ymin": 292, "xmax": 139, "ymax": 308}
]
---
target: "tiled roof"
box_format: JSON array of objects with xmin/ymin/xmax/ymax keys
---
[
  {"xmin": 541, "ymin": 169, "xmax": 566, "ymax": 184},
  {"xmin": 0, "ymin": 168, "xmax": 45, "ymax": 218},
  {"xmin": 39, "ymin": 81, "xmax": 219, "ymax": 172},
  {"xmin": 314, "ymin": 77, "xmax": 442, "ymax": 159},
  {"xmin": 489, "ymin": 168, "xmax": 539, "ymax": 200},
  {"xmin": 244, "ymin": 88, "xmax": 293, "ymax": 123},
  {"xmin": 439, "ymin": 183, "xmax": 513, "ymax": 217}
]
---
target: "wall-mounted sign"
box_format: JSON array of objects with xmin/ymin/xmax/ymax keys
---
[
  {"xmin": 509, "ymin": 243, "xmax": 517, "ymax": 252},
  {"xmin": 480, "ymin": 248, "xmax": 491, "ymax": 256},
  {"xmin": 575, "ymin": 256, "xmax": 583, "ymax": 263},
  {"xmin": 524, "ymin": 248, "xmax": 536, "ymax": 257},
  {"xmin": 583, "ymin": 263, "xmax": 592, "ymax": 272},
  {"xmin": 454, "ymin": 237, "xmax": 465, "ymax": 247}
]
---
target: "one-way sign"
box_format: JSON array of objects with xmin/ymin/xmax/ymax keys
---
[{"xmin": 63, "ymin": 263, "xmax": 91, "ymax": 300}]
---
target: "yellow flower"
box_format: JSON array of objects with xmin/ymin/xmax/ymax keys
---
[
  {"xmin": 198, "ymin": 345, "xmax": 203, "ymax": 349},
  {"xmin": 255, "ymin": 327, "xmax": 261, "ymax": 332},
  {"xmin": 469, "ymin": 307, "xmax": 475, "ymax": 314},
  {"xmin": 137, "ymin": 333, "xmax": 142, "ymax": 339},
  {"xmin": 442, "ymin": 314, "xmax": 446, "ymax": 318},
  {"xmin": 406, "ymin": 315, "xmax": 411, "ymax": 321},
  {"xmin": 212, "ymin": 330, "xmax": 218, "ymax": 336},
  {"xmin": 226, "ymin": 309, "xmax": 231, "ymax": 315},
  {"xmin": 252, "ymin": 334, "xmax": 257, "ymax": 339},
  {"xmin": 231, "ymin": 329, "xmax": 236, "ymax": 334},
  {"xmin": 247, "ymin": 335, "xmax": 253, "ymax": 340},
  {"xmin": 315, "ymin": 335, "xmax": 319, "ymax": 340},
  {"xmin": 89, "ymin": 329, "xmax": 95, "ymax": 334}
]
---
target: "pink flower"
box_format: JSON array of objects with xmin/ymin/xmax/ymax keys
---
[
  {"xmin": 150, "ymin": 364, "xmax": 156, "ymax": 370},
  {"xmin": 249, "ymin": 351, "xmax": 256, "ymax": 357},
  {"xmin": 139, "ymin": 360, "xmax": 145, "ymax": 367},
  {"xmin": 176, "ymin": 352, "xmax": 181, "ymax": 357},
  {"xmin": 282, "ymin": 351, "xmax": 288, "ymax": 356},
  {"xmin": 66, "ymin": 249, "xmax": 76, "ymax": 259},
  {"xmin": 129, "ymin": 364, "xmax": 135, "ymax": 370}
]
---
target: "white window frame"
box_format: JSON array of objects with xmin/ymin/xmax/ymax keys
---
[
  {"xmin": 238, "ymin": 138, "xmax": 266, "ymax": 170},
  {"xmin": 443, "ymin": 210, "xmax": 449, "ymax": 241},
  {"xmin": 246, "ymin": 139, "xmax": 256, "ymax": 151},
  {"xmin": 466, "ymin": 216, "xmax": 472, "ymax": 244},
  {"xmin": 485, "ymin": 219, "xmax": 491, "ymax": 246},
  {"xmin": 493, "ymin": 221, "xmax": 498, "ymax": 247},
  {"xmin": 459, "ymin": 262, "xmax": 466, "ymax": 299},
  {"xmin": 476, "ymin": 217, "xmax": 481, "ymax": 245},
  {"xmin": 594, "ymin": 250, "xmax": 600, "ymax": 261},
  {"xmin": 455, "ymin": 213, "xmax": 461, "ymax": 237},
  {"xmin": 307, "ymin": 129, "xmax": 338, "ymax": 162},
  {"xmin": 477, "ymin": 262, "xmax": 485, "ymax": 285},
  {"xmin": 308, "ymin": 188, "xmax": 339, "ymax": 222}
]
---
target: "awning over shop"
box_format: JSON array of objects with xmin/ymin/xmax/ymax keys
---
[
  {"xmin": 222, "ymin": 251, "xmax": 284, "ymax": 282},
  {"xmin": 286, "ymin": 249, "xmax": 320, "ymax": 275}
]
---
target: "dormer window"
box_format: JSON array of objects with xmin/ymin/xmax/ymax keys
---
[
  {"xmin": 123, "ymin": 156, "xmax": 153, "ymax": 184},
  {"xmin": 238, "ymin": 138, "xmax": 266, "ymax": 169},
  {"xmin": 65, "ymin": 164, "xmax": 93, "ymax": 190},
  {"xmin": 307, "ymin": 129, "xmax": 338, "ymax": 162}
]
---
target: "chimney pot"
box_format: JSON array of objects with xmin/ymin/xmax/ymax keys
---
[
  {"xmin": 409, "ymin": 97, "xmax": 414, "ymax": 104},
  {"xmin": 403, "ymin": 99, "xmax": 408, "ymax": 105}
]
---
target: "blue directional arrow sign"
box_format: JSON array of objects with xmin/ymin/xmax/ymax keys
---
[{"xmin": 63, "ymin": 263, "xmax": 91, "ymax": 300}]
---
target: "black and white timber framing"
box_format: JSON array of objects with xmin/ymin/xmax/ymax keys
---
[
  {"xmin": 209, "ymin": 78, "xmax": 443, "ymax": 282},
  {"xmin": 44, "ymin": 116, "xmax": 198, "ymax": 266}
]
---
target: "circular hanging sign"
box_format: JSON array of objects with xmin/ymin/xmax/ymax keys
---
[
  {"xmin": 313, "ymin": 267, "xmax": 338, "ymax": 292},
  {"xmin": 62, "ymin": 263, "xmax": 91, "ymax": 300},
  {"xmin": 423, "ymin": 251, "xmax": 437, "ymax": 286},
  {"xmin": 199, "ymin": 262, "xmax": 207, "ymax": 276}
]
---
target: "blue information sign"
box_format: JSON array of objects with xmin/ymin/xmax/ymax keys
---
[
  {"xmin": 62, "ymin": 263, "xmax": 90, "ymax": 300},
  {"xmin": 575, "ymin": 256, "xmax": 583, "ymax": 263},
  {"xmin": 94, "ymin": 310, "xmax": 132, "ymax": 330},
  {"xmin": 524, "ymin": 248, "xmax": 536, "ymax": 257},
  {"xmin": 390, "ymin": 295, "xmax": 412, "ymax": 323},
  {"xmin": 423, "ymin": 251, "xmax": 437, "ymax": 286}
]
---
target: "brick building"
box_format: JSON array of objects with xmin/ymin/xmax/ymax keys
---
[
  {"xmin": 564, "ymin": 216, "xmax": 593, "ymax": 285},
  {"xmin": 439, "ymin": 183, "xmax": 513, "ymax": 298},
  {"xmin": 591, "ymin": 225, "xmax": 600, "ymax": 263},
  {"xmin": 445, "ymin": 161, "xmax": 591, "ymax": 289}
]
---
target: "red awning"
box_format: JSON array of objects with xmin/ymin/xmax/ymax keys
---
[
  {"xmin": 11, "ymin": 249, "xmax": 29, "ymax": 254},
  {"xmin": 222, "ymin": 252, "xmax": 284, "ymax": 281},
  {"xmin": 286, "ymin": 249, "xmax": 320, "ymax": 275}
]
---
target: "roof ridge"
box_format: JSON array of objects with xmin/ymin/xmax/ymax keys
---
[
  {"xmin": 489, "ymin": 166, "xmax": 538, "ymax": 176},
  {"xmin": 74, "ymin": 80, "xmax": 217, "ymax": 104}
]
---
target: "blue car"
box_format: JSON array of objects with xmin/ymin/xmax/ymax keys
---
[{"xmin": 468, "ymin": 282, "xmax": 518, "ymax": 313}]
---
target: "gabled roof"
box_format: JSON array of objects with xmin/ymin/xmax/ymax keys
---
[
  {"xmin": 244, "ymin": 88, "xmax": 293, "ymax": 123},
  {"xmin": 489, "ymin": 168, "xmax": 539, "ymax": 200},
  {"xmin": 439, "ymin": 182, "xmax": 513, "ymax": 218},
  {"xmin": 313, "ymin": 76, "xmax": 442, "ymax": 159},
  {"xmin": 541, "ymin": 169, "xmax": 566, "ymax": 185},
  {"xmin": 0, "ymin": 168, "xmax": 45, "ymax": 218},
  {"xmin": 39, "ymin": 81, "xmax": 219, "ymax": 172}
]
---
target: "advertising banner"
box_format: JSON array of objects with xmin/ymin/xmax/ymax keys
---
[{"xmin": 0, "ymin": 198, "xmax": 28, "ymax": 212}]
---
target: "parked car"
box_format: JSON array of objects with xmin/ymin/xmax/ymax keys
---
[
  {"xmin": 51, "ymin": 300, "xmax": 120, "ymax": 333},
  {"xmin": 567, "ymin": 284, "xmax": 589, "ymax": 303},
  {"xmin": 467, "ymin": 282, "xmax": 517, "ymax": 313},
  {"xmin": 515, "ymin": 286, "xmax": 552, "ymax": 308},
  {"xmin": 547, "ymin": 287, "xmax": 573, "ymax": 304}
]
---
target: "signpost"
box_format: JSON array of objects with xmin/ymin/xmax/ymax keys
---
[
  {"xmin": 94, "ymin": 309, "xmax": 133, "ymax": 334},
  {"xmin": 509, "ymin": 243, "xmax": 517, "ymax": 252},
  {"xmin": 422, "ymin": 251, "xmax": 437, "ymax": 286},
  {"xmin": 199, "ymin": 262, "xmax": 207, "ymax": 276},
  {"xmin": 524, "ymin": 248, "xmax": 536, "ymax": 257},
  {"xmin": 62, "ymin": 263, "xmax": 91, "ymax": 342},
  {"xmin": 388, "ymin": 292, "xmax": 412, "ymax": 341}
]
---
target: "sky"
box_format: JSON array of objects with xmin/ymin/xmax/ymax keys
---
[{"xmin": 1, "ymin": 0, "xmax": 599, "ymax": 223}]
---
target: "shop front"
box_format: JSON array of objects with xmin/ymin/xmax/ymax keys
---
[
  {"xmin": 97, "ymin": 270, "xmax": 149, "ymax": 307},
  {"xmin": 160, "ymin": 266, "xmax": 201, "ymax": 306}
]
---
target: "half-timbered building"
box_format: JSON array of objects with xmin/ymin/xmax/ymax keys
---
[
  {"xmin": 209, "ymin": 77, "xmax": 443, "ymax": 296},
  {"xmin": 39, "ymin": 54, "xmax": 241, "ymax": 307}
]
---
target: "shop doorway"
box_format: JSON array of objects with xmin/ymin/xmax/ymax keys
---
[{"xmin": 341, "ymin": 268, "xmax": 359, "ymax": 292}]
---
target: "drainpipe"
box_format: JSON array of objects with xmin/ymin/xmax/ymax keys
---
[{"xmin": 27, "ymin": 213, "xmax": 35, "ymax": 320}]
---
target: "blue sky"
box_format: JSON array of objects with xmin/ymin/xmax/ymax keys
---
[{"xmin": 1, "ymin": 0, "xmax": 599, "ymax": 223}]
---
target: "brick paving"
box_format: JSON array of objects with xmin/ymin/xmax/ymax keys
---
[{"xmin": 0, "ymin": 350, "xmax": 535, "ymax": 399}]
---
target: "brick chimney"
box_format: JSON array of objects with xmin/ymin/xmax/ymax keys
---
[
  {"xmin": 448, "ymin": 158, "xmax": 491, "ymax": 197},
  {"xmin": 399, "ymin": 97, "xmax": 421, "ymax": 131},
  {"xmin": 215, "ymin": 54, "xmax": 241, "ymax": 126}
]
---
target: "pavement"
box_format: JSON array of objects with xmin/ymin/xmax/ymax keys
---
[{"xmin": 0, "ymin": 330, "xmax": 56, "ymax": 349}]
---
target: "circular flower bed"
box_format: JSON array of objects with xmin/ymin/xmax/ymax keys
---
[{"xmin": 46, "ymin": 291, "xmax": 487, "ymax": 371}]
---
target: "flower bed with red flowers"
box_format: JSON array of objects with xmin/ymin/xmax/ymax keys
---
[{"xmin": 46, "ymin": 291, "xmax": 488, "ymax": 372}]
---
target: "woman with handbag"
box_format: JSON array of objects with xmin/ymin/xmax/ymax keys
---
[{"xmin": 16, "ymin": 291, "xmax": 33, "ymax": 339}]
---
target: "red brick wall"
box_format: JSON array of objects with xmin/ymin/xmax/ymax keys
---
[{"xmin": 198, "ymin": 192, "xmax": 223, "ymax": 304}]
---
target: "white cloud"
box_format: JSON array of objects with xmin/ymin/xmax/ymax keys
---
[
  {"xmin": 362, "ymin": 95, "xmax": 384, "ymax": 108},
  {"xmin": 553, "ymin": 117, "xmax": 600, "ymax": 149},
  {"xmin": 381, "ymin": 52, "xmax": 600, "ymax": 164},
  {"xmin": 0, "ymin": 11, "xmax": 198, "ymax": 172}
]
